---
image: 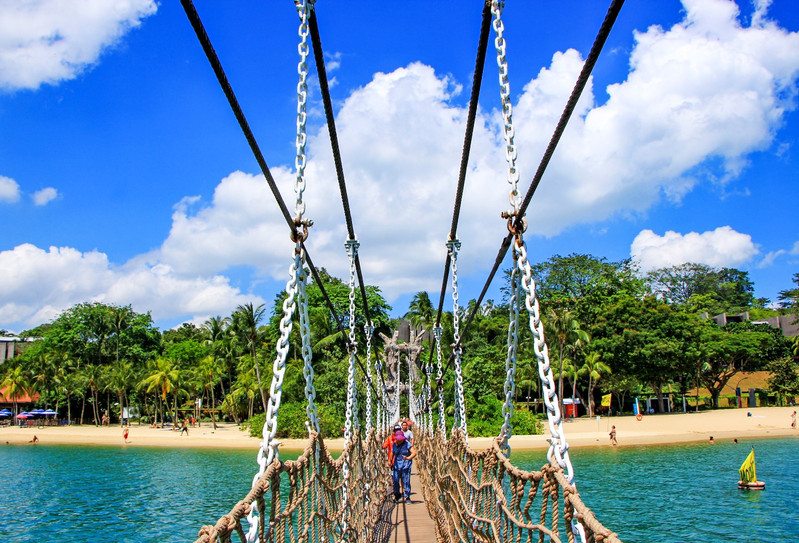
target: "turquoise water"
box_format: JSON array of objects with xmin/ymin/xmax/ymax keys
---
[
  {"xmin": 1, "ymin": 437, "xmax": 797, "ymax": 542},
  {"xmin": 511, "ymin": 436, "xmax": 799, "ymax": 542}
]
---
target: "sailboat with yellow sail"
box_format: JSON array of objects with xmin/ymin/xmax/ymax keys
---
[{"xmin": 738, "ymin": 448, "xmax": 766, "ymax": 490}]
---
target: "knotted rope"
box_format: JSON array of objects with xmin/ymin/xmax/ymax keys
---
[{"xmin": 416, "ymin": 431, "xmax": 621, "ymax": 543}]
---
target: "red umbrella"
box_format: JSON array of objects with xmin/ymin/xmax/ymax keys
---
[{"xmin": 15, "ymin": 414, "xmax": 28, "ymax": 419}]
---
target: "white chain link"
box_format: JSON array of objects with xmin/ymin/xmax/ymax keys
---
[
  {"xmin": 373, "ymin": 332, "xmax": 386, "ymax": 434},
  {"xmin": 491, "ymin": 0, "xmax": 521, "ymax": 216},
  {"xmin": 515, "ymin": 236, "xmax": 587, "ymax": 542},
  {"xmin": 424, "ymin": 353, "xmax": 433, "ymax": 434},
  {"xmin": 433, "ymin": 325, "xmax": 446, "ymax": 435},
  {"xmin": 364, "ymin": 324, "xmax": 374, "ymax": 433},
  {"xmin": 515, "ymin": 239, "xmax": 575, "ymax": 481},
  {"xmin": 297, "ymin": 255, "xmax": 320, "ymax": 434},
  {"xmin": 342, "ymin": 237, "xmax": 360, "ymax": 536},
  {"xmin": 446, "ymin": 238, "xmax": 467, "ymax": 439},
  {"xmin": 246, "ymin": 247, "xmax": 301, "ymax": 542},
  {"xmin": 499, "ymin": 251, "xmax": 519, "ymax": 455},
  {"xmin": 293, "ymin": 0, "xmax": 311, "ymax": 220}
]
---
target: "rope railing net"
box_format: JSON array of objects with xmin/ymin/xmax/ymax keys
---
[
  {"xmin": 194, "ymin": 430, "xmax": 390, "ymax": 543},
  {"xmin": 416, "ymin": 431, "xmax": 620, "ymax": 543}
]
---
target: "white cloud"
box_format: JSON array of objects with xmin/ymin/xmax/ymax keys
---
[
  {"xmin": 514, "ymin": 0, "xmax": 799, "ymax": 235},
  {"xmin": 0, "ymin": 244, "xmax": 261, "ymax": 330},
  {"xmin": 152, "ymin": 0, "xmax": 799, "ymax": 301},
  {"xmin": 758, "ymin": 249, "xmax": 786, "ymax": 268},
  {"xmin": 0, "ymin": 0, "xmax": 157, "ymax": 91},
  {"xmin": 630, "ymin": 226, "xmax": 759, "ymax": 272},
  {"xmin": 32, "ymin": 187, "xmax": 58, "ymax": 206},
  {"xmin": 4, "ymin": 0, "xmax": 799, "ymax": 325},
  {"xmin": 791, "ymin": 241, "xmax": 799, "ymax": 255},
  {"xmin": 0, "ymin": 175, "xmax": 20, "ymax": 203}
]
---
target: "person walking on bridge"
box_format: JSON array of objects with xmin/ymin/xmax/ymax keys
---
[{"xmin": 391, "ymin": 425, "xmax": 417, "ymax": 503}]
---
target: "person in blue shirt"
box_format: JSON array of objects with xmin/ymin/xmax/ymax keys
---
[{"xmin": 391, "ymin": 426, "xmax": 417, "ymax": 503}]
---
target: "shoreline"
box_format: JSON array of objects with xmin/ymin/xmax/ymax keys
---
[{"xmin": 3, "ymin": 406, "xmax": 797, "ymax": 451}]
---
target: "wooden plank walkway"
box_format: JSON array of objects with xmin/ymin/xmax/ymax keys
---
[{"xmin": 372, "ymin": 470, "xmax": 438, "ymax": 542}]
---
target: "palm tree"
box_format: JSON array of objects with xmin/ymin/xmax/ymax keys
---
[
  {"xmin": 581, "ymin": 353, "xmax": 611, "ymax": 417},
  {"xmin": 515, "ymin": 357, "xmax": 539, "ymax": 412},
  {"xmin": 203, "ymin": 316, "xmax": 231, "ymax": 398},
  {"xmin": 544, "ymin": 308, "xmax": 589, "ymax": 417},
  {"xmin": 141, "ymin": 357, "xmax": 179, "ymax": 425},
  {"xmin": 83, "ymin": 364, "xmax": 104, "ymax": 426},
  {"xmin": 198, "ymin": 356, "xmax": 224, "ymax": 429},
  {"xmin": 107, "ymin": 360, "xmax": 133, "ymax": 425},
  {"xmin": 1, "ymin": 366, "xmax": 30, "ymax": 419},
  {"xmin": 560, "ymin": 358, "xmax": 587, "ymax": 415},
  {"xmin": 232, "ymin": 303, "xmax": 268, "ymax": 414},
  {"xmin": 61, "ymin": 369, "xmax": 83, "ymax": 425},
  {"xmin": 111, "ymin": 306, "xmax": 133, "ymax": 364},
  {"xmin": 405, "ymin": 291, "xmax": 435, "ymax": 334}
]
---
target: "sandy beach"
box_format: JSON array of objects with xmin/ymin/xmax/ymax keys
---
[{"xmin": 2, "ymin": 406, "xmax": 796, "ymax": 451}]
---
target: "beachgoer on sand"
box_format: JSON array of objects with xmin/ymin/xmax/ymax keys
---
[
  {"xmin": 391, "ymin": 426, "xmax": 417, "ymax": 503},
  {"xmin": 709, "ymin": 436, "xmax": 715, "ymax": 444},
  {"xmin": 792, "ymin": 410, "xmax": 796, "ymax": 429},
  {"xmin": 609, "ymin": 425, "xmax": 617, "ymax": 446},
  {"xmin": 180, "ymin": 418, "xmax": 189, "ymax": 436},
  {"xmin": 29, "ymin": 435, "xmax": 39, "ymax": 443},
  {"xmin": 123, "ymin": 427, "xmax": 130, "ymax": 443}
]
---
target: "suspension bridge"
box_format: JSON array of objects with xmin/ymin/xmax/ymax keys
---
[{"xmin": 180, "ymin": 1, "xmax": 626, "ymax": 541}]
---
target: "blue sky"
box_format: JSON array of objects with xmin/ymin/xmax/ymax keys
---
[{"xmin": 1, "ymin": 0, "xmax": 798, "ymax": 333}]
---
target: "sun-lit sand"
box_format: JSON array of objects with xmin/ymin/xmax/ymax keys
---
[{"xmin": 3, "ymin": 406, "xmax": 796, "ymax": 451}]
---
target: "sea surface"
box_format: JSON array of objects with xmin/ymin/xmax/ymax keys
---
[{"xmin": 1, "ymin": 435, "xmax": 797, "ymax": 542}]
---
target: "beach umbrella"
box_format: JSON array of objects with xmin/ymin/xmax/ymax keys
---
[
  {"xmin": 42, "ymin": 410, "xmax": 57, "ymax": 416},
  {"xmin": 0, "ymin": 413, "xmax": 8, "ymax": 418},
  {"xmin": 0, "ymin": 408, "xmax": 11, "ymax": 414},
  {"xmin": 15, "ymin": 414, "xmax": 28, "ymax": 419}
]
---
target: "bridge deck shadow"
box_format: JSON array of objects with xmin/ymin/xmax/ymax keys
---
[{"xmin": 371, "ymin": 471, "xmax": 437, "ymax": 543}]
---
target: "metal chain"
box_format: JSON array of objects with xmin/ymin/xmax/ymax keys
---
[
  {"xmin": 364, "ymin": 324, "xmax": 374, "ymax": 433},
  {"xmin": 446, "ymin": 238, "xmax": 467, "ymax": 439},
  {"xmin": 293, "ymin": 0, "xmax": 311, "ymax": 221},
  {"xmin": 247, "ymin": 6, "xmax": 315, "ymax": 540},
  {"xmin": 433, "ymin": 325, "xmax": 446, "ymax": 435},
  {"xmin": 491, "ymin": 0, "xmax": 521, "ymax": 216},
  {"xmin": 515, "ymin": 236, "xmax": 585, "ymax": 543},
  {"xmin": 246, "ymin": 247, "xmax": 301, "ymax": 542},
  {"xmin": 342, "ymin": 237, "xmax": 359, "ymax": 537},
  {"xmin": 425, "ymin": 355, "xmax": 433, "ymax": 434},
  {"xmin": 297, "ymin": 254, "xmax": 320, "ymax": 434},
  {"xmin": 499, "ymin": 249, "xmax": 520, "ymax": 455},
  {"xmin": 373, "ymin": 331, "xmax": 386, "ymax": 434},
  {"xmin": 515, "ymin": 239, "xmax": 574, "ymax": 478}
]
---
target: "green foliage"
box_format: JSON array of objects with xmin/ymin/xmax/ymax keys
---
[
  {"xmin": 164, "ymin": 340, "xmax": 208, "ymax": 369},
  {"xmin": 247, "ymin": 413, "xmax": 266, "ymax": 438},
  {"xmin": 647, "ymin": 263, "xmax": 756, "ymax": 314},
  {"xmin": 462, "ymin": 395, "xmax": 542, "ymax": 436},
  {"xmin": 767, "ymin": 358, "xmax": 799, "ymax": 397},
  {"xmin": 776, "ymin": 273, "xmax": 799, "ymax": 311},
  {"xmin": 245, "ymin": 403, "xmax": 345, "ymax": 439}
]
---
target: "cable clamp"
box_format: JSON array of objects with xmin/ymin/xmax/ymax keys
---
[
  {"xmin": 501, "ymin": 211, "xmax": 527, "ymax": 242},
  {"xmin": 291, "ymin": 218, "xmax": 313, "ymax": 244}
]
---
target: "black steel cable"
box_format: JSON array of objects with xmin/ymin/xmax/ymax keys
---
[
  {"xmin": 308, "ymin": 10, "xmax": 374, "ymax": 327},
  {"xmin": 513, "ymin": 0, "xmax": 625, "ymax": 229},
  {"xmin": 180, "ymin": 0, "xmax": 295, "ymax": 234},
  {"xmin": 180, "ymin": 0, "xmax": 382, "ymax": 400},
  {"xmin": 435, "ymin": 0, "xmax": 626, "ymax": 388},
  {"xmin": 431, "ymin": 1, "xmax": 493, "ymax": 333},
  {"xmin": 423, "ymin": 1, "xmax": 493, "ymax": 382}
]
